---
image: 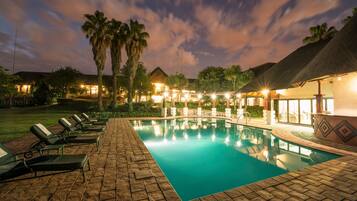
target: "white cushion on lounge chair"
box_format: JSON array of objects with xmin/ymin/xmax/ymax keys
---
[
  {"xmin": 35, "ymin": 124, "xmax": 52, "ymax": 136},
  {"xmin": 73, "ymin": 114, "xmax": 82, "ymax": 123},
  {"xmin": 60, "ymin": 118, "xmax": 72, "ymax": 128},
  {"xmin": 0, "ymin": 148, "xmax": 7, "ymax": 158},
  {"xmin": 82, "ymin": 113, "xmax": 89, "ymax": 119}
]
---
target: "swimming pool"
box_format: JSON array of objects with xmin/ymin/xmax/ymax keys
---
[{"xmin": 132, "ymin": 118, "xmax": 339, "ymax": 201}]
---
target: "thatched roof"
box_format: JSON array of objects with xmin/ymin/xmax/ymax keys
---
[
  {"xmin": 247, "ymin": 62, "xmax": 275, "ymax": 77},
  {"xmin": 149, "ymin": 67, "xmax": 168, "ymax": 83},
  {"xmin": 292, "ymin": 15, "xmax": 357, "ymax": 83},
  {"xmin": 239, "ymin": 39, "xmax": 330, "ymax": 93}
]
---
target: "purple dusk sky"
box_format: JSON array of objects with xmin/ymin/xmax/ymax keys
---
[{"xmin": 0, "ymin": 0, "xmax": 356, "ymax": 78}]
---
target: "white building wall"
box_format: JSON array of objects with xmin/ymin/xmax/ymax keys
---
[
  {"xmin": 332, "ymin": 72, "xmax": 357, "ymax": 116},
  {"xmin": 277, "ymin": 79, "xmax": 333, "ymax": 99}
]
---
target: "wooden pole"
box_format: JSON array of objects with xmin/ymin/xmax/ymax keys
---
[{"xmin": 315, "ymin": 80, "xmax": 323, "ymax": 113}]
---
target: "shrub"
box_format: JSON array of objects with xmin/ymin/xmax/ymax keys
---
[
  {"xmin": 246, "ymin": 105, "xmax": 264, "ymax": 118},
  {"xmin": 33, "ymin": 81, "xmax": 53, "ymax": 105}
]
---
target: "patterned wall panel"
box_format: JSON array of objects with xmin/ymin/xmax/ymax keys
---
[{"xmin": 314, "ymin": 114, "xmax": 357, "ymax": 146}]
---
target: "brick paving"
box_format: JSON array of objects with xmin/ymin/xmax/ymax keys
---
[
  {"xmin": 1, "ymin": 118, "xmax": 357, "ymax": 201},
  {"xmin": 194, "ymin": 155, "xmax": 357, "ymax": 201},
  {"xmin": 0, "ymin": 119, "xmax": 180, "ymax": 201}
]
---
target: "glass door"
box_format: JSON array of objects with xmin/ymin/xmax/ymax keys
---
[
  {"xmin": 299, "ymin": 100, "xmax": 312, "ymax": 124},
  {"xmin": 278, "ymin": 100, "xmax": 288, "ymax": 123},
  {"xmin": 288, "ymin": 100, "xmax": 299, "ymax": 123}
]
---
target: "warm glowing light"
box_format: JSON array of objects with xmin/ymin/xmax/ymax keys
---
[
  {"xmin": 163, "ymin": 91, "xmax": 169, "ymax": 98},
  {"xmin": 224, "ymin": 136, "xmax": 230, "ymax": 144},
  {"xmin": 224, "ymin": 92, "xmax": 230, "ymax": 99},
  {"xmin": 337, "ymin": 76, "xmax": 342, "ymax": 81},
  {"xmin": 211, "ymin": 93, "xmax": 217, "ymax": 100},
  {"xmin": 197, "ymin": 93, "xmax": 203, "ymax": 99},
  {"xmin": 80, "ymin": 84, "xmax": 85, "ymax": 88},
  {"xmin": 172, "ymin": 92, "xmax": 177, "ymax": 98},
  {"xmin": 154, "ymin": 83, "xmax": 163, "ymax": 92},
  {"xmin": 261, "ymin": 88, "xmax": 270, "ymax": 97},
  {"xmin": 172, "ymin": 135, "xmax": 176, "ymax": 141},
  {"xmin": 152, "ymin": 95, "xmax": 163, "ymax": 103},
  {"xmin": 184, "ymin": 93, "xmax": 189, "ymax": 99},
  {"xmin": 236, "ymin": 93, "xmax": 241, "ymax": 98}
]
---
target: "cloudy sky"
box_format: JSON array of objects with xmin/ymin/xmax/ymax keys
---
[{"xmin": 0, "ymin": 0, "xmax": 356, "ymax": 78}]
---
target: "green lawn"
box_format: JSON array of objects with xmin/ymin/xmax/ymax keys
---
[{"xmin": 0, "ymin": 105, "xmax": 79, "ymax": 142}]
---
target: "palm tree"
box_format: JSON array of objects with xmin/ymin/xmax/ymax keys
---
[
  {"xmin": 82, "ymin": 10, "xmax": 111, "ymax": 111},
  {"xmin": 108, "ymin": 19, "xmax": 127, "ymax": 108},
  {"xmin": 124, "ymin": 19, "xmax": 149, "ymax": 112},
  {"xmin": 342, "ymin": 7, "xmax": 357, "ymax": 24},
  {"xmin": 303, "ymin": 23, "xmax": 337, "ymax": 44},
  {"xmin": 224, "ymin": 65, "xmax": 242, "ymax": 91}
]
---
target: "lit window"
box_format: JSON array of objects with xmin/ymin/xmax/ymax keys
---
[{"xmin": 279, "ymin": 140, "xmax": 288, "ymax": 150}]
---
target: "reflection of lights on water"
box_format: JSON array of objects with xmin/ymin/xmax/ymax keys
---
[
  {"xmin": 151, "ymin": 120, "xmax": 157, "ymax": 125},
  {"xmin": 197, "ymin": 133, "xmax": 201, "ymax": 139},
  {"xmin": 153, "ymin": 125, "xmax": 162, "ymax": 136},
  {"xmin": 184, "ymin": 133, "xmax": 189, "ymax": 140},
  {"xmin": 225, "ymin": 122, "xmax": 231, "ymax": 128},
  {"xmin": 211, "ymin": 134, "xmax": 216, "ymax": 141},
  {"xmin": 163, "ymin": 138, "xmax": 168, "ymax": 144},
  {"xmin": 236, "ymin": 140, "xmax": 242, "ymax": 147},
  {"xmin": 172, "ymin": 135, "xmax": 176, "ymax": 141},
  {"xmin": 203, "ymin": 125, "xmax": 207, "ymax": 129},
  {"xmin": 191, "ymin": 125, "xmax": 198, "ymax": 130},
  {"xmin": 225, "ymin": 136, "xmax": 230, "ymax": 144},
  {"xmin": 174, "ymin": 125, "xmax": 180, "ymax": 130},
  {"xmin": 263, "ymin": 150, "xmax": 269, "ymax": 160}
]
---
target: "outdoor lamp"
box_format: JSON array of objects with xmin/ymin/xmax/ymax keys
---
[
  {"xmin": 197, "ymin": 93, "xmax": 202, "ymax": 100},
  {"xmin": 211, "ymin": 93, "xmax": 216, "ymax": 100},
  {"xmin": 224, "ymin": 92, "xmax": 230, "ymax": 99},
  {"xmin": 261, "ymin": 88, "xmax": 270, "ymax": 97},
  {"xmin": 236, "ymin": 93, "xmax": 241, "ymax": 99}
]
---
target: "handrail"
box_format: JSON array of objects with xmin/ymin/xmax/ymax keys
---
[{"xmin": 237, "ymin": 111, "xmax": 251, "ymax": 125}]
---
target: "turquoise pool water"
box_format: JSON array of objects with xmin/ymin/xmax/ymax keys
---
[{"xmin": 132, "ymin": 118, "xmax": 339, "ymax": 201}]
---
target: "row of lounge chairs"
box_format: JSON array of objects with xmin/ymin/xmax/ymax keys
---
[{"xmin": 0, "ymin": 113, "xmax": 107, "ymax": 183}]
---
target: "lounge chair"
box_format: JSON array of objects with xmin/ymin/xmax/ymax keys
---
[
  {"xmin": 69, "ymin": 116, "xmax": 105, "ymax": 132},
  {"xmin": 58, "ymin": 118, "xmax": 104, "ymax": 134},
  {"xmin": 30, "ymin": 123, "xmax": 101, "ymax": 150},
  {"xmin": 0, "ymin": 144, "xmax": 90, "ymax": 182},
  {"xmin": 81, "ymin": 113, "xmax": 107, "ymax": 125}
]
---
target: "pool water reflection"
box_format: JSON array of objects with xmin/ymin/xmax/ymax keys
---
[{"xmin": 132, "ymin": 118, "xmax": 339, "ymax": 201}]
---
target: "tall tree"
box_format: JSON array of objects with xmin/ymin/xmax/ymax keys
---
[
  {"xmin": 122, "ymin": 62, "xmax": 151, "ymax": 102},
  {"xmin": 224, "ymin": 65, "xmax": 242, "ymax": 91},
  {"xmin": 82, "ymin": 10, "xmax": 111, "ymax": 111},
  {"xmin": 133, "ymin": 63, "xmax": 151, "ymax": 102},
  {"xmin": 124, "ymin": 19, "xmax": 149, "ymax": 112},
  {"xmin": 197, "ymin": 66, "xmax": 227, "ymax": 92},
  {"xmin": 48, "ymin": 66, "xmax": 81, "ymax": 98},
  {"xmin": 108, "ymin": 19, "xmax": 127, "ymax": 108},
  {"xmin": 0, "ymin": 66, "xmax": 18, "ymax": 106},
  {"xmin": 167, "ymin": 73, "xmax": 188, "ymax": 90},
  {"xmin": 303, "ymin": 23, "xmax": 337, "ymax": 44},
  {"xmin": 342, "ymin": 7, "xmax": 357, "ymax": 24}
]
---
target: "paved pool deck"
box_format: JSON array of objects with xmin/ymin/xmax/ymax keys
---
[
  {"xmin": 0, "ymin": 119, "xmax": 180, "ymax": 201},
  {"xmin": 1, "ymin": 118, "xmax": 357, "ymax": 201}
]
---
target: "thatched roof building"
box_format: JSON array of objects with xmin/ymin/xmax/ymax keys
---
[
  {"xmin": 292, "ymin": 15, "xmax": 357, "ymax": 83},
  {"xmin": 239, "ymin": 39, "xmax": 330, "ymax": 93}
]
